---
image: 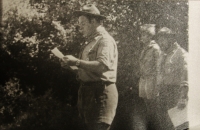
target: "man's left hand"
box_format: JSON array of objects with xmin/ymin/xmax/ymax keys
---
[
  {"xmin": 63, "ymin": 55, "xmax": 78, "ymax": 66},
  {"xmin": 177, "ymin": 99, "xmax": 187, "ymax": 110}
]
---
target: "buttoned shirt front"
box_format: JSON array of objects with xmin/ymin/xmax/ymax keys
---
[
  {"xmin": 78, "ymin": 26, "xmax": 118, "ymax": 83},
  {"xmin": 161, "ymin": 42, "xmax": 188, "ymax": 86}
]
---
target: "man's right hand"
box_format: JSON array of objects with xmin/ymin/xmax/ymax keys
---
[{"xmin": 60, "ymin": 59, "xmax": 69, "ymax": 69}]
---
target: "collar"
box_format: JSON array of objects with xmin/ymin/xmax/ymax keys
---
[
  {"xmin": 165, "ymin": 42, "xmax": 180, "ymax": 64},
  {"xmin": 85, "ymin": 26, "xmax": 106, "ymax": 43},
  {"xmin": 165, "ymin": 42, "xmax": 179, "ymax": 54},
  {"xmin": 143, "ymin": 40, "xmax": 156, "ymax": 50}
]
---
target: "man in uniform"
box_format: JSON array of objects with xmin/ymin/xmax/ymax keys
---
[
  {"xmin": 133, "ymin": 24, "xmax": 162, "ymax": 130},
  {"xmin": 61, "ymin": 4, "xmax": 118, "ymax": 130},
  {"xmin": 156, "ymin": 27, "xmax": 188, "ymax": 130}
]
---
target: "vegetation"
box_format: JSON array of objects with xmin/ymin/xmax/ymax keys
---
[{"xmin": 0, "ymin": 0, "xmax": 188, "ymax": 129}]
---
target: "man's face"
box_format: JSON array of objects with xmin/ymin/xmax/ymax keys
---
[
  {"xmin": 78, "ymin": 16, "xmax": 93, "ymax": 37},
  {"xmin": 140, "ymin": 32, "xmax": 152, "ymax": 44},
  {"xmin": 156, "ymin": 36, "xmax": 170, "ymax": 52}
]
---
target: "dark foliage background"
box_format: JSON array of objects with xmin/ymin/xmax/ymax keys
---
[{"xmin": 0, "ymin": 0, "xmax": 188, "ymax": 129}]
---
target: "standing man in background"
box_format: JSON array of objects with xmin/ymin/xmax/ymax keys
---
[
  {"xmin": 156, "ymin": 27, "xmax": 188, "ymax": 130},
  {"xmin": 61, "ymin": 4, "xmax": 118, "ymax": 130},
  {"xmin": 132, "ymin": 24, "xmax": 162, "ymax": 130}
]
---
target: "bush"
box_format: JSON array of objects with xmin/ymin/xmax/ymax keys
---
[{"xmin": 0, "ymin": 83, "xmax": 82, "ymax": 130}]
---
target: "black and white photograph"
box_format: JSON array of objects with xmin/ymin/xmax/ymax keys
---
[{"xmin": 0, "ymin": 0, "xmax": 199, "ymax": 130}]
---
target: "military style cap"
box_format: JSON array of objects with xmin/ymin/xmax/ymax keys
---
[
  {"xmin": 74, "ymin": 4, "xmax": 106, "ymax": 19},
  {"xmin": 140, "ymin": 24, "xmax": 156, "ymax": 36},
  {"xmin": 156, "ymin": 27, "xmax": 176, "ymax": 37}
]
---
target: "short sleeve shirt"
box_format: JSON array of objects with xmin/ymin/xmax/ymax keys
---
[{"xmin": 78, "ymin": 26, "xmax": 118, "ymax": 83}]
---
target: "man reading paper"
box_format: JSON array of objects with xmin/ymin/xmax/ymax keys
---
[{"xmin": 60, "ymin": 4, "xmax": 118, "ymax": 130}]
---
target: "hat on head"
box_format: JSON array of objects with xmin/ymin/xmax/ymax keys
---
[
  {"xmin": 74, "ymin": 4, "xmax": 106, "ymax": 19},
  {"xmin": 156, "ymin": 27, "xmax": 176, "ymax": 38},
  {"xmin": 140, "ymin": 24, "xmax": 156, "ymax": 36}
]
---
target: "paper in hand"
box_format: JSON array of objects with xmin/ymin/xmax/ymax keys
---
[
  {"xmin": 51, "ymin": 47, "xmax": 64, "ymax": 59},
  {"xmin": 51, "ymin": 49, "xmax": 79, "ymax": 70},
  {"xmin": 70, "ymin": 66, "xmax": 78, "ymax": 70},
  {"xmin": 168, "ymin": 106, "xmax": 188, "ymax": 127}
]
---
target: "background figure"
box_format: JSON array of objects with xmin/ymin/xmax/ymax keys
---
[
  {"xmin": 156, "ymin": 27, "xmax": 188, "ymax": 130},
  {"xmin": 61, "ymin": 4, "xmax": 118, "ymax": 130},
  {"xmin": 132, "ymin": 24, "xmax": 162, "ymax": 130}
]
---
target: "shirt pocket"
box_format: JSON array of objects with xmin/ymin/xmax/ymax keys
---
[
  {"xmin": 164, "ymin": 63, "xmax": 175, "ymax": 74},
  {"xmin": 88, "ymin": 49, "xmax": 97, "ymax": 61}
]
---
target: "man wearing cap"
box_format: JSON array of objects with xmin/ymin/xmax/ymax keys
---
[
  {"xmin": 132, "ymin": 24, "xmax": 162, "ymax": 129},
  {"xmin": 60, "ymin": 4, "xmax": 118, "ymax": 130},
  {"xmin": 155, "ymin": 27, "xmax": 188, "ymax": 130}
]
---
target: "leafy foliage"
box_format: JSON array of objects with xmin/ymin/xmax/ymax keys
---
[{"xmin": 0, "ymin": 0, "xmax": 188, "ymax": 129}]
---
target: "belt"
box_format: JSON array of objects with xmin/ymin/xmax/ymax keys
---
[{"xmin": 80, "ymin": 81, "xmax": 114, "ymax": 86}]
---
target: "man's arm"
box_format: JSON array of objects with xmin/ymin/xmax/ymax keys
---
[
  {"xmin": 153, "ymin": 46, "xmax": 162, "ymax": 97},
  {"xmin": 62, "ymin": 38, "xmax": 116, "ymax": 74},
  {"xmin": 79, "ymin": 60, "xmax": 107, "ymax": 73},
  {"xmin": 177, "ymin": 53, "xmax": 188, "ymax": 109},
  {"xmin": 179, "ymin": 53, "xmax": 188, "ymax": 99},
  {"xmin": 62, "ymin": 55, "xmax": 108, "ymax": 74}
]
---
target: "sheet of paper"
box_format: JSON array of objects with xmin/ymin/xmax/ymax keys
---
[
  {"xmin": 168, "ymin": 106, "xmax": 188, "ymax": 127},
  {"xmin": 51, "ymin": 47, "xmax": 64, "ymax": 59},
  {"xmin": 70, "ymin": 66, "xmax": 78, "ymax": 70},
  {"xmin": 51, "ymin": 49, "xmax": 79, "ymax": 70}
]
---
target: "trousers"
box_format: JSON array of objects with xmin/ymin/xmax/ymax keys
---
[{"xmin": 77, "ymin": 82, "xmax": 118, "ymax": 126}]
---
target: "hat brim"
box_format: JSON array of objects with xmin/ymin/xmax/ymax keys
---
[
  {"xmin": 74, "ymin": 11, "xmax": 106, "ymax": 19},
  {"xmin": 154, "ymin": 33, "xmax": 176, "ymax": 40}
]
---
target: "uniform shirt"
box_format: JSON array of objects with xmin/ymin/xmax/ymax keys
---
[
  {"xmin": 139, "ymin": 41, "xmax": 162, "ymax": 99},
  {"xmin": 78, "ymin": 26, "xmax": 118, "ymax": 83},
  {"xmin": 161, "ymin": 42, "xmax": 188, "ymax": 86}
]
